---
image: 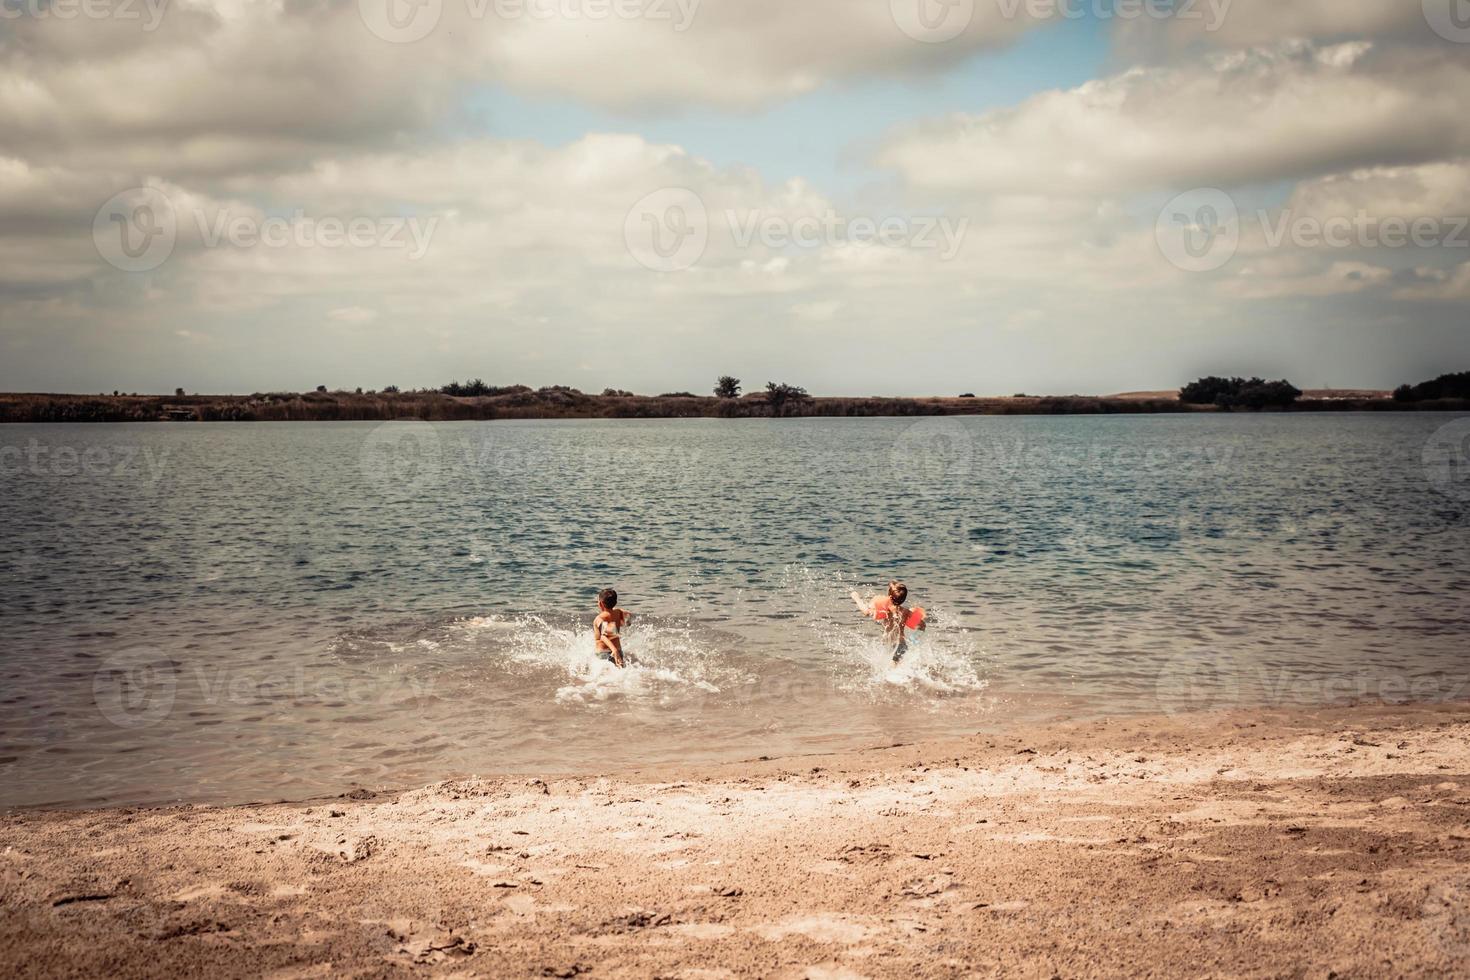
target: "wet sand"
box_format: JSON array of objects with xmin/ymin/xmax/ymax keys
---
[{"xmin": 3, "ymin": 702, "xmax": 1469, "ymax": 978}]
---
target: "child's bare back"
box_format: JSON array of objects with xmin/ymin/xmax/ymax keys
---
[
  {"xmin": 593, "ymin": 587, "xmax": 631, "ymax": 668},
  {"xmin": 851, "ymin": 580, "xmax": 926, "ymax": 664}
]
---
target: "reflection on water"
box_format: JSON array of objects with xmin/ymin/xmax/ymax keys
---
[{"xmin": 1, "ymin": 414, "xmax": 1467, "ymax": 806}]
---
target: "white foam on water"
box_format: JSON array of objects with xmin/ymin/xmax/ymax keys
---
[
  {"xmin": 459, "ymin": 616, "xmax": 518, "ymax": 632},
  {"xmin": 824, "ymin": 624, "xmax": 989, "ymax": 699},
  {"xmin": 450, "ymin": 614, "xmax": 733, "ymax": 706},
  {"xmin": 778, "ymin": 567, "xmax": 991, "ymax": 701}
]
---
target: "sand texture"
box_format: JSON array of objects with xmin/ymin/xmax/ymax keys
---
[{"xmin": 3, "ymin": 702, "xmax": 1470, "ymax": 978}]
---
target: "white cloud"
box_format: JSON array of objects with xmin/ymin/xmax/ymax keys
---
[
  {"xmin": 1395, "ymin": 261, "xmax": 1470, "ymax": 301},
  {"xmin": 877, "ymin": 42, "xmax": 1470, "ymax": 195},
  {"xmin": 1282, "ymin": 161, "xmax": 1470, "ymax": 220},
  {"xmin": 0, "ymin": 2, "xmax": 461, "ymax": 178},
  {"xmin": 449, "ymin": 0, "xmax": 1049, "ymax": 110},
  {"xmin": 1224, "ymin": 258, "xmax": 1394, "ymax": 299},
  {"xmin": 2, "ymin": 2, "xmax": 1468, "ymax": 394},
  {"xmin": 327, "ymin": 306, "xmax": 380, "ymax": 324},
  {"xmin": 1115, "ymin": 0, "xmax": 1429, "ymax": 51},
  {"xmin": 790, "ymin": 299, "xmax": 843, "ymax": 322},
  {"xmin": 0, "ymin": 0, "xmax": 1053, "ymax": 183}
]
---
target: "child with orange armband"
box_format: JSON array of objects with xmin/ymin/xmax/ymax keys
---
[{"xmin": 850, "ymin": 580, "xmax": 926, "ymax": 664}]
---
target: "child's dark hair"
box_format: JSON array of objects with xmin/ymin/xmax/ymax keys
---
[
  {"xmin": 888, "ymin": 581, "xmax": 908, "ymax": 605},
  {"xmin": 598, "ymin": 588, "xmax": 617, "ymax": 609}
]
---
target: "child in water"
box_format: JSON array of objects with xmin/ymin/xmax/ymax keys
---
[
  {"xmin": 593, "ymin": 588, "xmax": 631, "ymax": 668},
  {"xmin": 851, "ymin": 581, "xmax": 926, "ymax": 664}
]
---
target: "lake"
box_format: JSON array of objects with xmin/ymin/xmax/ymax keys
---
[{"xmin": 1, "ymin": 414, "xmax": 1467, "ymax": 807}]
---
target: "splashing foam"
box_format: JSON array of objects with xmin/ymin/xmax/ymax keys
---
[
  {"xmin": 774, "ymin": 567, "xmax": 990, "ymax": 701},
  {"xmin": 455, "ymin": 615, "xmax": 728, "ymax": 705}
]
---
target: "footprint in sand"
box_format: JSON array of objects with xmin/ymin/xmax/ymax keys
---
[
  {"xmin": 755, "ymin": 916, "xmax": 872, "ymax": 944},
  {"xmin": 796, "ymin": 967, "xmax": 870, "ymax": 980},
  {"xmin": 980, "ymin": 900, "xmax": 1030, "ymax": 913},
  {"xmin": 504, "ymin": 894, "xmax": 536, "ymax": 915},
  {"xmin": 669, "ymin": 923, "xmax": 736, "ymax": 940},
  {"xmin": 232, "ymin": 822, "xmax": 296, "ymax": 837},
  {"xmin": 900, "ymin": 874, "xmax": 955, "ymax": 899},
  {"xmin": 263, "ymin": 965, "xmax": 338, "ymax": 979}
]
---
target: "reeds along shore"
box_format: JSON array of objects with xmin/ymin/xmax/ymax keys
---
[{"xmin": 1, "ymin": 389, "xmax": 1464, "ymax": 423}]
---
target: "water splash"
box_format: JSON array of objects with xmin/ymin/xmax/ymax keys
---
[
  {"xmin": 776, "ymin": 566, "xmax": 992, "ymax": 702},
  {"xmin": 452, "ymin": 614, "xmax": 732, "ymax": 705}
]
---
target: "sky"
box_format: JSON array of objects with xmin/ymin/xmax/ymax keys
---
[{"xmin": 2, "ymin": 0, "xmax": 1469, "ymax": 396}]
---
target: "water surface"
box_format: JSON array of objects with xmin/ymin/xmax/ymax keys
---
[{"xmin": 2, "ymin": 414, "xmax": 1467, "ymax": 807}]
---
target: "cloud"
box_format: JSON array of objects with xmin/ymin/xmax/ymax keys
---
[
  {"xmin": 1, "ymin": 124, "xmax": 1202, "ymax": 392},
  {"xmin": 876, "ymin": 42, "xmax": 1470, "ymax": 195},
  {"xmin": 1224, "ymin": 258, "xmax": 1394, "ymax": 299},
  {"xmin": 474, "ymin": 0, "xmax": 1048, "ymax": 110},
  {"xmin": 327, "ymin": 306, "xmax": 380, "ymax": 324},
  {"xmin": 1114, "ymin": 0, "xmax": 1432, "ymax": 52},
  {"xmin": 1395, "ymin": 261, "xmax": 1470, "ymax": 301},
  {"xmin": 1282, "ymin": 161, "xmax": 1470, "ymax": 221},
  {"xmin": 790, "ymin": 299, "xmax": 843, "ymax": 322},
  {"xmin": 3, "ymin": 2, "xmax": 1469, "ymax": 394},
  {"xmin": 0, "ymin": 1, "xmax": 462, "ymax": 178},
  {"xmin": 1190, "ymin": 161, "xmax": 1470, "ymax": 301},
  {"xmin": 0, "ymin": 0, "xmax": 1054, "ymax": 183}
]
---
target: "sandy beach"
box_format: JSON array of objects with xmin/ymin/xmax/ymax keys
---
[{"xmin": 3, "ymin": 701, "xmax": 1469, "ymax": 978}]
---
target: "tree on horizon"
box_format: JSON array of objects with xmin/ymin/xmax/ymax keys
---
[
  {"xmin": 765, "ymin": 381, "xmax": 811, "ymax": 417},
  {"xmin": 1181, "ymin": 376, "xmax": 1301, "ymax": 410}
]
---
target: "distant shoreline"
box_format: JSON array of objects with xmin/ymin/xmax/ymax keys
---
[{"xmin": 3, "ymin": 389, "xmax": 1465, "ymax": 423}]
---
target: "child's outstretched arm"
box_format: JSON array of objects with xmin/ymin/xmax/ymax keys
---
[{"xmin": 850, "ymin": 591, "xmax": 872, "ymax": 616}]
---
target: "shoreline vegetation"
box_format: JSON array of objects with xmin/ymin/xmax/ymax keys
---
[
  {"xmin": 2, "ymin": 384, "xmax": 1466, "ymax": 424},
  {"xmin": 2, "ymin": 373, "xmax": 1465, "ymax": 423}
]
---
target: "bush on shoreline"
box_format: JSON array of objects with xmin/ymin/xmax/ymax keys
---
[
  {"xmin": 1181, "ymin": 376, "xmax": 1302, "ymax": 410},
  {"xmin": 1394, "ymin": 371, "xmax": 1470, "ymax": 403}
]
